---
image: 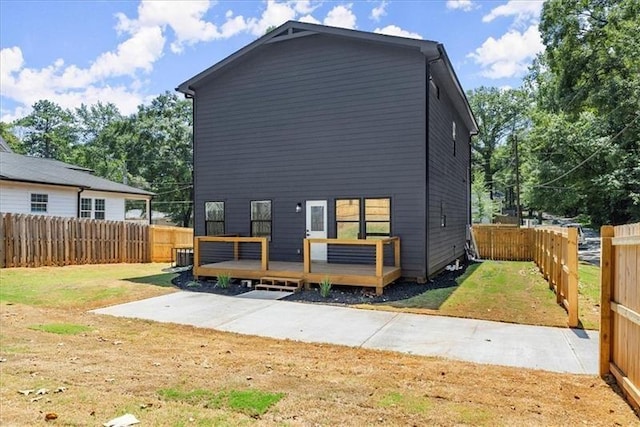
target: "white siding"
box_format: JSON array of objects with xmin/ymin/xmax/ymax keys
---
[
  {"xmin": 0, "ymin": 181, "xmax": 147, "ymax": 222},
  {"xmin": 0, "ymin": 181, "xmax": 78, "ymax": 217}
]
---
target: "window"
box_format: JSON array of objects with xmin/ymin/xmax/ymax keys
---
[
  {"xmin": 205, "ymin": 201, "xmax": 225, "ymax": 235},
  {"xmin": 452, "ymin": 121, "xmax": 457, "ymax": 156},
  {"xmin": 80, "ymin": 198, "xmax": 92, "ymax": 218},
  {"xmin": 365, "ymin": 198, "xmax": 391, "ymax": 238},
  {"xmin": 336, "ymin": 197, "xmax": 391, "ymax": 239},
  {"xmin": 336, "ymin": 199, "xmax": 360, "ymax": 239},
  {"xmin": 30, "ymin": 193, "xmax": 48, "ymax": 213},
  {"xmin": 250, "ymin": 200, "xmax": 272, "ymax": 239},
  {"xmin": 94, "ymin": 199, "xmax": 105, "ymax": 220}
]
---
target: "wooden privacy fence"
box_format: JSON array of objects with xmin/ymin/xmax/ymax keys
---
[
  {"xmin": 472, "ymin": 225, "xmax": 533, "ymax": 260},
  {"xmin": 600, "ymin": 223, "xmax": 640, "ymax": 412},
  {"xmin": 149, "ymin": 225, "xmax": 194, "ymax": 263},
  {"xmin": 1, "ymin": 213, "xmax": 194, "ymax": 267},
  {"xmin": 471, "ymin": 224, "xmax": 579, "ymax": 327},
  {"xmin": 532, "ymin": 227, "xmax": 579, "ymax": 327}
]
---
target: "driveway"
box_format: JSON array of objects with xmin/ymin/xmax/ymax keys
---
[{"xmin": 93, "ymin": 291, "xmax": 599, "ymax": 375}]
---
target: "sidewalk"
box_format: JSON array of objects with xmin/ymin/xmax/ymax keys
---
[{"xmin": 92, "ymin": 291, "xmax": 599, "ymax": 374}]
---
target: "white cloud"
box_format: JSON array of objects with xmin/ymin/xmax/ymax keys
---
[
  {"xmin": 467, "ymin": 24, "xmax": 544, "ymax": 79},
  {"xmin": 0, "ymin": 0, "xmax": 363, "ymax": 122},
  {"xmin": 374, "ymin": 25, "xmax": 422, "ymax": 40},
  {"xmin": 323, "ymin": 4, "xmax": 356, "ymax": 29},
  {"xmin": 482, "ymin": 1, "xmax": 544, "ymax": 25},
  {"xmin": 299, "ymin": 14, "xmax": 321, "ymax": 24},
  {"xmin": 292, "ymin": 0, "xmax": 319, "ymax": 15},
  {"xmin": 370, "ymin": 1, "xmax": 387, "ymax": 22},
  {"xmin": 446, "ymin": 1, "xmax": 475, "ymax": 12},
  {"xmin": 246, "ymin": 0, "xmax": 297, "ymax": 36}
]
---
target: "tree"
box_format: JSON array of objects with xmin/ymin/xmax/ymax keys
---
[
  {"xmin": 127, "ymin": 92, "xmax": 193, "ymax": 227},
  {"xmin": 530, "ymin": 0, "xmax": 640, "ymax": 224},
  {"xmin": 0, "ymin": 122, "xmax": 25, "ymax": 153},
  {"xmin": 471, "ymin": 170, "xmax": 501, "ymax": 224},
  {"xmin": 16, "ymin": 100, "xmax": 75, "ymax": 159},
  {"xmin": 467, "ymin": 87, "xmax": 530, "ymax": 197}
]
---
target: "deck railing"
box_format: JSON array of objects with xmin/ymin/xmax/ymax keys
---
[
  {"xmin": 193, "ymin": 236, "xmax": 268, "ymax": 277},
  {"xmin": 303, "ymin": 237, "xmax": 400, "ymax": 279}
]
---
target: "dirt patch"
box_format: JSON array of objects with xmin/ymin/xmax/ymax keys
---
[
  {"xmin": 1, "ymin": 302, "xmax": 637, "ymax": 426},
  {"xmin": 171, "ymin": 264, "xmax": 467, "ymax": 304}
]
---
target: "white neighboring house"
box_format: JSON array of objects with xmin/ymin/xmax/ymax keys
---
[{"xmin": 0, "ymin": 137, "xmax": 153, "ymax": 222}]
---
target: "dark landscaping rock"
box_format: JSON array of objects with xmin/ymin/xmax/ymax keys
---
[{"xmin": 171, "ymin": 262, "xmax": 470, "ymax": 305}]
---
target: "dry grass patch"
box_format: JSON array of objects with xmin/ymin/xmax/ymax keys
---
[
  {"xmin": 0, "ymin": 263, "xmax": 637, "ymax": 425},
  {"xmin": 1, "ymin": 304, "xmax": 638, "ymax": 425}
]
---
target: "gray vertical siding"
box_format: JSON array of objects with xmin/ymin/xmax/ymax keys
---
[
  {"xmin": 192, "ymin": 35, "xmax": 429, "ymax": 278},
  {"xmin": 427, "ymin": 74, "xmax": 471, "ymax": 275}
]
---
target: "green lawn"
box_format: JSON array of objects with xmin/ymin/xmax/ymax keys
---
[
  {"xmin": 0, "ymin": 263, "xmax": 176, "ymax": 309},
  {"xmin": 380, "ymin": 260, "xmax": 601, "ymax": 329}
]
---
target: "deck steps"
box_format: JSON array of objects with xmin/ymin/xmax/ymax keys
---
[{"xmin": 255, "ymin": 276, "xmax": 304, "ymax": 292}]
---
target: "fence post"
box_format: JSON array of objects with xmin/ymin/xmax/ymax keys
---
[
  {"xmin": 0, "ymin": 213, "xmax": 5, "ymax": 269},
  {"xmin": 599, "ymin": 225, "xmax": 614, "ymax": 377},
  {"xmin": 567, "ymin": 227, "xmax": 579, "ymax": 327}
]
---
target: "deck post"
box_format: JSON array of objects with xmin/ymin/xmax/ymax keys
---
[
  {"xmin": 193, "ymin": 236, "xmax": 200, "ymax": 279},
  {"xmin": 303, "ymin": 239, "xmax": 311, "ymax": 274},
  {"xmin": 234, "ymin": 241, "xmax": 239, "ymax": 260},
  {"xmin": 394, "ymin": 238, "xmax": 401, "ymax": 268},
  {"xmin": 375, "ymin": 239, "xmax": 383, "ymax": 278},
  {"xmin": 261, "ymin": 238, "xmax": 269, "ymax": 271}
]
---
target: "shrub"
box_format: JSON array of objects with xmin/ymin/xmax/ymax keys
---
[
  {"xmin": 217, "ymin": 272, "xmax": 231, "ymax": 289},
  {"xmin": 319, "ymin": 277, "xmax": 332, "ymax": 298}
]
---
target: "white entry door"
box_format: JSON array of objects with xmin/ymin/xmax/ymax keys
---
[{"xmin": 306, "ymin": 200, "xmax": 327, "ymax": 261}]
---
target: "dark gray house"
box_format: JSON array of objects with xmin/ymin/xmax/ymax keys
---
[{"xmin": 177, "ymin": 21, "xmax": 477, "ymax": 285}]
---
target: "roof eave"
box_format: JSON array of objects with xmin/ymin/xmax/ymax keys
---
[{"xmin": 176, "ymin": 20, "xmax": 440, "ymax": 96}]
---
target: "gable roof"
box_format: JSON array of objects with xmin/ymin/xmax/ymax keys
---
[
  {"xmin": 0, "ymin": 151, "xmax": 154, "ymax": 197},
  {"xmin": 177, "ymin": 20, "xmax": 478, "ymax": 135}
]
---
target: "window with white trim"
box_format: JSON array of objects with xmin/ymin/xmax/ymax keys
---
[
  {"xmin": 30, "ymin": 193, "xmax": 48, "ymax": 213},
  {"xmin": 80, "ymin": 198, "xmax": 92, "ymax": 218},
  {"xmin": 94, "ymin": 199, "xmax": 105, "ymax": 220}
]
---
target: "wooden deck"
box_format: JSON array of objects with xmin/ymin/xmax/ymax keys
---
[
  {"xmin": 196, "ymin": 260, "xmax": 401, "ymax": 295},
  {"xmin": 193, "ymin": 236, "xmax": 402, "ymax": 295}
]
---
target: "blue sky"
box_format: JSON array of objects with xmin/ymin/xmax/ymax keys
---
[{"xmin": 0, "ymin": 0, "xmax": 545, "ymax": 122}]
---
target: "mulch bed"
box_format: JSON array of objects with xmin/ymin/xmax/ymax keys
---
[{"xmin": 171, "ymin": 262, "xmax": 470, "ymax": 305}]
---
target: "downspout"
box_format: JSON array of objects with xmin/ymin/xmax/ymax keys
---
[
  {"xmin": 423, "ymin": 45, "xmax": 443, "ymax": 279},
  {"xmin": 76, "ymin": 187, "xmax": 85, "ymax": 218}
]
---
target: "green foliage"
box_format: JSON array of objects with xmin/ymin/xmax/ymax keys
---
[
  {"xmin": 471, "ymin": 170, "xmax": 501, "ymax": 223},
  {"xmin": 530, "ymin": 0, "xmax": 640, "ymax": 225},
  {"xmin": 216, "ymin": 272, "xmax": 231, "ymax": 289},
  {"xmin": 28, "ymin": 323, "xmax": 92, "ymax": 335},
  {"xmin": 158, "ymin": 388, "xmax": 284, "ymax": 416},
  {"xmin": 0, "ymin": 122, "xmax": 25, "ymax": 153},
  {"xmin": 467, "ymin": 86, "xmax": 531, "ymax": 199},
  {"xmin": 16, "ymin": 100, "xmax": 75, "ymax": 160},
  {"xmin": 319, "ymin": 277, "xmax": 332, "ymax": 298}
]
